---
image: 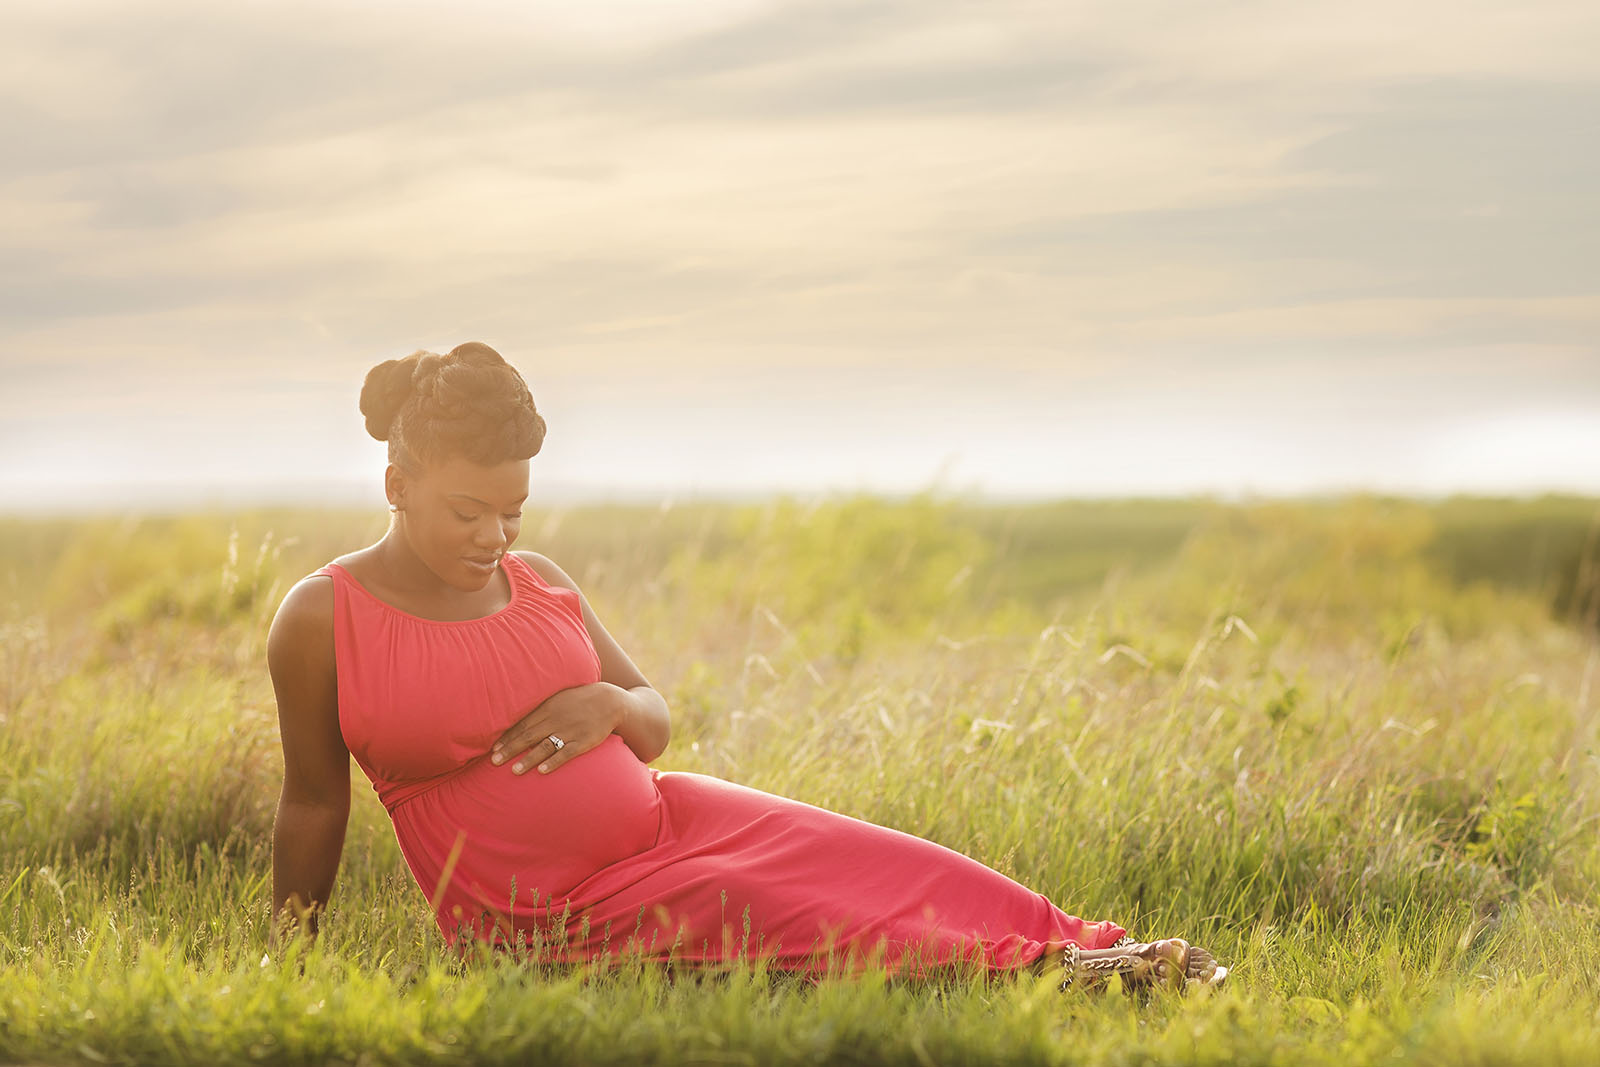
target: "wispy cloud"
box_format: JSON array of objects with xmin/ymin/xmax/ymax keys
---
[{"xmin": 1, "ymin": 0, "xmax": 1596, "ymax": 500}]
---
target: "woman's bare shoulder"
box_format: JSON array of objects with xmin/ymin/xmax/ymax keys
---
[
  {"xmin": 267, "ymin": 570, "xmax": 345, "ymax": 762},
  {"xmin": 512, "ymin": 549, "xmax": 579, "ymax": 592},
  {"xmin": 324, "ymin": 545, "xmax": 380, "ymax": 580},
  {"xmin": 267, "ymin": 571, "xmax": 335, "ymax": 660}
]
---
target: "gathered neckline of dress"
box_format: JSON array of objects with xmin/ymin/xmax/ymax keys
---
[{"xmin": 321, "ymin": 555, "xmax": 528, "ymax": 626}]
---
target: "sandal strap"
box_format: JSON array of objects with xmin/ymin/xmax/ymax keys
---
[{"xmin": 1060, "ymin": 939, "xmax": 1191, "ymax": 991}]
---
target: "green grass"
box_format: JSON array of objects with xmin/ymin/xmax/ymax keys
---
[{"xmin": 2, "ymin": 495, "xmax": 1599, "ymax": 1065}]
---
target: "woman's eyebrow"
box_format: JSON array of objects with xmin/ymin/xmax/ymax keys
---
[{"xmin": 446, "ymin": 493, "xmax": 528, "ymax": 506}]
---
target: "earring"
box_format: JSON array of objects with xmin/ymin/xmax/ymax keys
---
[{"xmin": 389, "ymin": 503, "xmax": 403, "ymax": 513}]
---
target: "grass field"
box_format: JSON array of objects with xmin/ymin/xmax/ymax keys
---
[{"xmin": 2, "ymin": 494, "xmax": 1599, "ymax": 1065}]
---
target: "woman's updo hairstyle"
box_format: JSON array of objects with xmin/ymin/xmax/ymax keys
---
[{"xmin": 359, "ymin": 341, "xmax": 547, "ymax": 470}]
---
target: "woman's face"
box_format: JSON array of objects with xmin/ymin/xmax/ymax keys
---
[{"xmin": 388, "ymin": 455, "xmax": 530, "ymax": 590}]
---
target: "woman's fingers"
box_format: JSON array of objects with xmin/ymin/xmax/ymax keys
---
[
  {"xmin": 489, "ymin": 682, "xmax": 624, "ymax": 774},
  {"xmin": 492, "ymin": 729, "xmax": 550, "ymax": 772},
  {"xmin": 511, "ymin": 733, "xmax": 558, "ymax": 774},
  {"xmin": 493, "ymin": 723, "xmax": 593, "ymax": 774},
  {"xmin": 510, "ymin": 731, "xmax": 589, "ymax": 775},
  {"xmin": 489, "ymin": 685, "xmax": 588, "ymax": 766},
  {"xmin": 490, "ymin": 724, "xmax": 540, "ymax": 767},
  {"xmin": 490, "ymin": 709, "xmax": 561, "ymax": 767},
  {"xmin": 526, "ymin": 732, "xmax": 576, "ymax": 775},
  {"xmin": 489, "ymin": 737, "xmax": 521, "ymax": 767}
]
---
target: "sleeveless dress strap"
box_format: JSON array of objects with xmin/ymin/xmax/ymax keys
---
[{"xmin": 503, "ymin": 552, "xmax": 538, "ymax": 583}]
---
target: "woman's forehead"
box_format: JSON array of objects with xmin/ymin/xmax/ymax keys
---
[{"xmin": 424, "ymin": 457, "xmax": 530, "ymax": 498}]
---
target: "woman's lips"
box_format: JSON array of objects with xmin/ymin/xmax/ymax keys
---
[{"xmin": 464, "ymin": 555, "xmax": 501, "ymax": 574}]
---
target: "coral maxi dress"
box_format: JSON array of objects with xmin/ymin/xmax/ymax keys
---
[{"xmin": 313, "ymin": 552, "xmax": 1124, "ymax": 972}]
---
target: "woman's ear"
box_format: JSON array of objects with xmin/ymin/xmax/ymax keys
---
[{"xmin": 384, "ymin": 464, "xmax": 409, "ymax": 512}]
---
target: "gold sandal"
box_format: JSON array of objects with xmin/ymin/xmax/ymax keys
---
[{"xmin": 1059, "ymin": 937, "xmax": 1228, "ymax": 992}]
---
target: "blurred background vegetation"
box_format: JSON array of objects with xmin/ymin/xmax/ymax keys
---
[{"xmin": 5, "ymin": 493, "xmax": 1595, "ymax": 648}]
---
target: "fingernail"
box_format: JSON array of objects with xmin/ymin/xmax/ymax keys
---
[
  {"xmin": 491, "ymin": 752, "xmax": 503, "ymax": 765},
  {"xmin": 512, "ymin": 763, "xmax": 524, "ymax": 774},
  {"xmin": 538, "ymin": 763, "xmax": 549, "ymax": 774}
]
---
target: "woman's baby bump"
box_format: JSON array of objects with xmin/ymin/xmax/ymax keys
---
[{"xmin": 413, "ymin": 734, "xmax": 664, "ymax": 900}]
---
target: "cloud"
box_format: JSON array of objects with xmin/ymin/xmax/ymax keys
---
[{"xmin": 1, "ymin": 0, "xmax": 1596, "ymax": 497}]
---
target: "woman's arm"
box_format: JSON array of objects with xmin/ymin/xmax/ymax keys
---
[
  {"xmin": 267, "ymin": 575, "xmax": 350, "ymax": 938},
  {"xmin": 490, "ymin": 551, "xmax": 671, "ymax": 773}
]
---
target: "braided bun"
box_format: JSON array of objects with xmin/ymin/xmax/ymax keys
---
[
  {"xmin": 359, "ymin": 352, "xmax": 425, "ymax": 442},
  {"xmin": 359, "ymin": 342, "xmax": 546, "ymax": 468}
]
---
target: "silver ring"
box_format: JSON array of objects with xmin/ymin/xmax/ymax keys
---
[{"xmin": 547, "ymin": 734, "xmax": 565, "ymax": 751}]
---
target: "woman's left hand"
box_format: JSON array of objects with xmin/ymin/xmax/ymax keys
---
[{"xmin": 490, "ymin": 682, "xmax": 632, "ymax": 775}]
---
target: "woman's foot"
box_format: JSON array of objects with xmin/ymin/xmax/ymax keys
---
[{"xmin": 1058, "ymin": 938, "xmax": 1228, "ymax": 991}]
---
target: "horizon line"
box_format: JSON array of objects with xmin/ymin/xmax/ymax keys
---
[{"xmin": 2, "ymin": 476, "xmax": 1597, "ymax": 519}]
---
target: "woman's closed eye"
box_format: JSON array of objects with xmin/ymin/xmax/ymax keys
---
[{"xmin": 453, "ymin": 509, "xmax": 521, "ymax": 522}]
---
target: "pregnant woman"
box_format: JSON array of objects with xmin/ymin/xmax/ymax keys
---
[{"xmin": 268, "ymin": 341, "xmax": 1225, "ymax": 991}]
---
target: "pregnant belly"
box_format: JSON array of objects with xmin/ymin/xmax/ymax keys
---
[{"xmin": 391, "ymin": 734, "xmax": 663, "ymax": 905}]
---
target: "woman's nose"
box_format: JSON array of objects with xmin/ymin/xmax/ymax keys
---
[{"xmin": 474, "ymin": 519, "xmax": 509, "ymax": 548}]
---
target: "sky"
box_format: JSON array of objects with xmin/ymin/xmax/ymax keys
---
[{"xmin": 1, "ymin": 0, "xmax": 1597, "ymax": 510}]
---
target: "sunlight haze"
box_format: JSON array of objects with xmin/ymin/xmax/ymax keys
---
[{"xmin": 2, "ymin": 0, "xmax": 1596, "ymax": 509}]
